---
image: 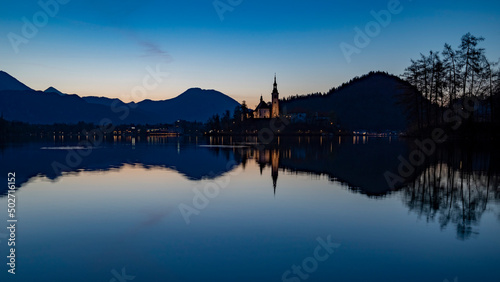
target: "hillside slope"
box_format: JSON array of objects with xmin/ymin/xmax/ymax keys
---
[
  {"xmin": 0, "ymin": 71, "xmax": 33, "ymax": 91},
  {"xmin": 282, "ymin": 72, "xmax": 413, "ymax": 131}
]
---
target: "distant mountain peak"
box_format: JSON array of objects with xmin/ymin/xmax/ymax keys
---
[
  {"xmin": 179, "ymin": 88, "xmax": 226, "ymax": 97},
  {"xmin": 181, "ymin": 88, "xmax": 209, "ymax": 95},
  {"xmin": 44, "ymin": 86, "xmax": 65, "ymax": 96},
  {"xmin": 136, "ymin": 87, "xmax": 240, "ymax": 123},
  {"xmin": 0, "ymin": 73, "xmax": 240, "ymax": 124},
  {"xmin": 0, "ymin": 70, "xmax": 33, "ymax": 91}
]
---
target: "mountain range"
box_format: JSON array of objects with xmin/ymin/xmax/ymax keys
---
[
  {"xmin": 0, "ymin": 71, "xmax": 240, "ymax": 124},
  {"xmin": 0, "ymin": 70, "xmax": 32, "ymax": 91},
  {"xmin": 0, "ymin": 70, "xmax": 415, "ymax": 130}
]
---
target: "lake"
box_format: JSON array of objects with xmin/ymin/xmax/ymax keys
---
[{"xmin": 0, "ymin": 136, "xmax": 499, "ymax": 282}]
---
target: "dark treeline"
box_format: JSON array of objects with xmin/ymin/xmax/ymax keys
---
[
  {"xmin": 282, "ymin": 92, "xmax": 326, "ymax": 102},
  {"xmin": 401, "ymin": 33, "xmax": 500, "ymax": 136},
  {"xmin": 0, "ymin": 119, "xmax": 105, "ymax": 136},
  {"xmin": 205, "ymin": 101, "xmax": 339, "ymax": 135},
  {"xmin": 0, "ymin": 115, "xmax": 206, "ymax": 140}
]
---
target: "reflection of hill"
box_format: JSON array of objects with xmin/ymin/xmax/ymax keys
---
[
  {"xmin": 3, "ymin": 136, "xmax": 500, "ymax": 241},
  {"xmin": 281, "ymin": 138, "xmax": 407, "ymax": 195},
  {"xmin": 240, "ymin": 137, "xmax": 500, "ymax": 240},
  {"xmin": 244, "ymin": 137, "xmax": 409, "ymax": 196},
  {"xmin": 0, "ymin": 138, "xmax": 239, "ymax": 196}
]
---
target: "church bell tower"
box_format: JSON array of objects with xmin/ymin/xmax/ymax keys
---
[{"xmin": 271, "ymin": 74, "xmax": 279, "ymax": 118}]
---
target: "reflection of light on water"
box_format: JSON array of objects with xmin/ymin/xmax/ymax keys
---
[
  {"xmin": 132, "ymin": 137, "xmax": 136, "ymax": 149},
  {"xmin": 199, "ymin": 145, "xmax": 249, "ymax": 148},
  {"xmin": 178, "ymin": 141, "xmax": 180, "ymax": 154}
]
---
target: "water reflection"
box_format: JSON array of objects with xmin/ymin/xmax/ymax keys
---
[
  {"xmin": 1, "ymin": 136, "xmax": 499, "ymax": 241},
  {"xmin": 227, "ymin": 137, "xmax": 500, "ymax": 240},
  {"xmin": 401, "ymin": 144, "xmax": 500, "ymax": 240},
  {"xmin": 229, "ymin": 136, "xmax": 409, "ymax": 196},
  {"xmin": 0, "ymin": 136, "xmax": 241, "ymax": 194}
]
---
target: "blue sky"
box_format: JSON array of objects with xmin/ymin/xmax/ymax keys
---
[{"xmin": 1, "ymin": 0, "xmax": 499, "ymax": 107}]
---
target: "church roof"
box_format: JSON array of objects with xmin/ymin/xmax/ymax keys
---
[{"xmin": 255, "ymin": 100, "xmax": 271, "ymax": 110}]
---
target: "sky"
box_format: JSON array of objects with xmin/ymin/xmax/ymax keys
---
[{"xmin": 0, "ymin": 0, "xmax": 499, "ymax": 108}]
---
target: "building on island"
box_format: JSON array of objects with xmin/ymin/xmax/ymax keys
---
[
  {"xmin": 254, "ymin": 95, "xmax": 271, "ymax": 118},
  {"xmin": 254, "ymin": 75, "xmax": 280, "ymax": 119}
]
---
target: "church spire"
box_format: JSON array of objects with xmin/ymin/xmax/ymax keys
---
[{"xmin": 271, "ymin": 73, "xmax": 280, "ymax": 118}]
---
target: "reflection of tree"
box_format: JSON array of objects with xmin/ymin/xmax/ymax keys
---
[
  {"xmin": 402, "ymin": 148, "xmax": 500, "ymax": 240},
  {"xmin": 217, "ymin": 136, "xmax": 500, "ymax": 240}
]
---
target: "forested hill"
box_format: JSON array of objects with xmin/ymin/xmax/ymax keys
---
[{"xmin": 281, "ymin": 72, "xmax": 416, "ymax": 132}]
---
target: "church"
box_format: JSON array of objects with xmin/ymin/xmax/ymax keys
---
[{"xmin": 254, "ymin": 75, "xmax": 280, "ymax": 119}]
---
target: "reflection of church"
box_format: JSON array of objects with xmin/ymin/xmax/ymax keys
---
[
  {"xmin": 254, "ymin": 75, "xmax": 280, "ymax": 119},
  {"xmin": 254, "ymin": 148, "xmax": 280, "ymax": 195}
]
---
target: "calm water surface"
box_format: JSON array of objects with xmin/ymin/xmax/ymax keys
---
[{"xmin": 0, "ymin": 136, "xmax": 499, "ymax": 282}]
